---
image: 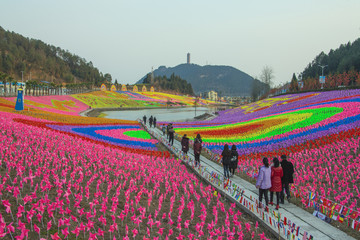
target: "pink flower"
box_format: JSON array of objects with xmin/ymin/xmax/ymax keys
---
[
  {"xmin": 47, "ymin": 220, "xmax": 52, "ymax": 231},
  {"xmin": 51, "ymin": 232, "xmax": 61, "ymax": 240},
  {"xmin": 71, "ymin": 226, "xmax": 81, "ymax": 237},
  {"xmin": 2, "ymin": 200, "xmax": 11, "ymax": 214},
  {"xmin": 245, "ymin": 223, "xmax": 251, "ymax": 232},
  {"xmin": 34, "ymin": 224, "xmax": 40, "ymax": 234},
  {"xmin": 61, "ymin": 227, "xmax": 69, "ymax": 238},
  {"xmin": 132, "ymin": 228, "xmax": 138, "ymax": 238},
  {"xmin": 7, "ymin": 223, "xmax": 15, "ymax": 233},
  {"xmin": 98, "ymin": 228, "xmax": 105, "ymax": 236},
  {"xmin": 157, "ymin": 227, "xmax": 164, "ymax": 236}
]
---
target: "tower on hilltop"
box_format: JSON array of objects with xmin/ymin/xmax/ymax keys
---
[{"xmin": 187, "ymin": 53, "xmax": 190, "ymax": 64}]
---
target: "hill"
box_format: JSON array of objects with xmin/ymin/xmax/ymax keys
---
[
  {"xmin": 137, "ymin": 64, "xmax": 264, "ymax": 97},
  {"xmin": 0, "ymin": 26, "xmax": 109, "ymax": 86}
]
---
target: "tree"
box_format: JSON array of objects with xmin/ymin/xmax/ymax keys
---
[
  {"xmin": 12, "ymin": 78, "xmax": 18, "ymax": 94},
  {"xmin": 290, "ymin": 73, "xmax": 299, "ymax": 92},
  {"xmin": 143, "ymin": 74, "xmax": 152, "ymax": 84},
  {"xmin": 260, "ymin": 65, "xmax": 274, "ymax": 90},
  {"xmin": 104, "ymin": 73, "xmax": 112, "ymax": 83},
  {"xmin": 251, "ymin": 78, "xmax": 262, "ymax": 102},
  {"xmin": 0, "ymin": 72, "xmax": 9, "ymax": 96}
]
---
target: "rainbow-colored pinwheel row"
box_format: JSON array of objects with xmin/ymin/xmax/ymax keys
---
[
  {"xmin": 47, "ymin": 124, "xmax": 158, "ymax": 150},
  {"xmin": 172, "ymin": 90, "xmax": 360, "ymax": 155}
]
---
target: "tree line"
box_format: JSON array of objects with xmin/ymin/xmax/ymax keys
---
[
  {"xmin": 301, "ymin": 37, "xmax": 360, "ymax": 79},
  {"xmin": 286, "ymin": 37, "xmax": 360, "ymax": 93},
  {"xmin": 143, "ymin": 73, "xmax": 194, "ymax": 95},
  {"xmin": 0, "ymin": 26, "xmax": 110, "ymax": 87},
  {"xmin": 289, "ymin": 70, "xmax": 360, "ymax": 92}
]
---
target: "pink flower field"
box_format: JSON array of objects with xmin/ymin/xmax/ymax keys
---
[{"xmin": 0, "ymin": 112, "xmax": 270, "ymax": 239}]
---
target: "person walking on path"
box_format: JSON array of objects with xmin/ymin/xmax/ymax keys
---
[
  {"xmin": 193, "ymin": 134, "xmax": 202, "ymax": 167},
  {"xmin": 143, "ymin": 115, "xmax": 147, "ymax": 125},
  {"xmin": 168, "ymin": 125, "xmax": 175, "ymax": 146},
  {"xmin": 256, "ymin": 157, "xmax": 272, "ymax": 208},
  {"xmin": 280, "ymin": 155, "xmax": 294, "ymax": 204},
  {"xmin": 149, "ymin": 116, "xmax": 153, "ymax": 128},
  {"xmin": 162, "ymin": 124, "xmax": 166, "ymax": 136},
  {"xmin": 221, "ymin": 144, "xmax": 231, "ymax": 179},
  {"xmin": 166, "ymin": 124, "xmax": 170, "ymax": 139},
  {"xmin": 229, "ymin": 145, "xmax": 239, "ymax": 177},
  {"xmin": 269, "ymin": 157, "xmax": 283, "ymax": 210},
  {"xmin": 181, "ymin": 134, "xmax": 189, "ymax": 155},
  {"xmin": 153, "ymin": 117, "xmax": 157, "ymax": 128}
]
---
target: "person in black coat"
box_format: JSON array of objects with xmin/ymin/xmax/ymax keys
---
[
  {"xmin": 193, "ymin": 134, "xmax": 202, "ymax": 167},
  {"xmin": 168, "ymin": 125, "xmax": 175, "ymax": 146},
  {"xmin": 149, "ymin": 116, "xmax": 153, "ymax": 128},
  {"xmin": 229, "ymin": 145, "xmax": 239, "ymax": 177},
  {"xmin": 280, "ymin": 155, "xmax": 294, "ymax": 204},
  {"xmin": 221, "ymin": 144, "xmax": 231, "ymax": 179},
  {"xmin": 143, "ymin": 115, "xmax": 147, "ymax": 125},
  {"xmin": 181, "ymin": 134, "xmax": 189, "ymax": 154},
  {"xmin": 153, "ymin": 117, "xmax": 157, "ymax": 128}
]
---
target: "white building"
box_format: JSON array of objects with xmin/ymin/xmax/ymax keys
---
[{"xmin": 208, "ymin": 90, "xmax": 218, "ymax": 101}]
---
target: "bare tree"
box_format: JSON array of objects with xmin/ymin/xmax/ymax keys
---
[{"xmin": 260, "ymin": 65, "xmax": 274, "ymax": 88}]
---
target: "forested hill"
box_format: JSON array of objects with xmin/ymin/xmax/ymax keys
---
[
  {"xmin": 142, "ymin": 73, "xmax": 194, "ymax": 95},
  {"xmin": 138, "ymin": 64, "xmax": 258, "ymax": 97},
  {"xmin": 301, "ymin": 37, "xmax": 360, "ymax": 79},
  {"xmin": 0, "ymin": 26, "xmax": 109, "ymax": 86}
]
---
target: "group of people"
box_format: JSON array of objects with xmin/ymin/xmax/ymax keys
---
[
  {"xmin": 181, "ymin": 133, "xmax": 203, "ymax": 167},
  {"xmin": 143, "ymin": 115, "xmax": 156, "ymax": 128},
  {"xmin": 221, "ymin": 144, "xmax": 239, "ymax": 179},
  {"xmin": 255, "ymin": 155, "xmax": 294, "ymax": 210}
]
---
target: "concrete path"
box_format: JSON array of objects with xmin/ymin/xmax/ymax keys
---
[
  {"xmin": 144, "ymin": 123, "xmax": 355, "ymax": 240},
  {"xmin": 79, "ymin": 108, "xmax": 92, "ymax": 117}
]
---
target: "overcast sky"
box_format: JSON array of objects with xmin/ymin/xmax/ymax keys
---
[{"xmin": 1, "ymin": 0, "xmax": 359, "ymax": 86}]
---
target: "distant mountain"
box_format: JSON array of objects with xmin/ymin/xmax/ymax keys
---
[{"xmin": 137, "ymin": 64, "xmax": 261, "ymax": 97}]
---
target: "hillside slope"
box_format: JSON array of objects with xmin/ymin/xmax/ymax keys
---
[{"xmin": 0, "ymin": 26, "xmax": 108, "ymax": 85}]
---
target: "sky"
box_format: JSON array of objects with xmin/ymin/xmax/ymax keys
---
[{"xmin": 1, "ymin": 0, "xmax": 359, "ymax": 86}]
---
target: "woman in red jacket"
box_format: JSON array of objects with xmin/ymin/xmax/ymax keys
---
[{"xmin": 269, "ymin": 157, "xmax": 283, "ymax": 210}]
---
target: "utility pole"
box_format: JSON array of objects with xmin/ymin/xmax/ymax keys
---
[
  {"xmin": 21, "ymin": 71, "xmax": 24, "ymax": 84},
  {"xmin": 319, "ymin": 65, "xmax": 327, "ymax": 76},
  {"xmin": 318, "ymin": 65, "xmax": 327, "ymax": 89}
]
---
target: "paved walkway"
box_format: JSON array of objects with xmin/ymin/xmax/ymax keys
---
[
  {"xmin": 79, "ymin": 108, "xmax": 92, "ymax": 117},
  {"xmin": 144, "ymin": 123, "xmax": 355, "ymax": 240}
]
